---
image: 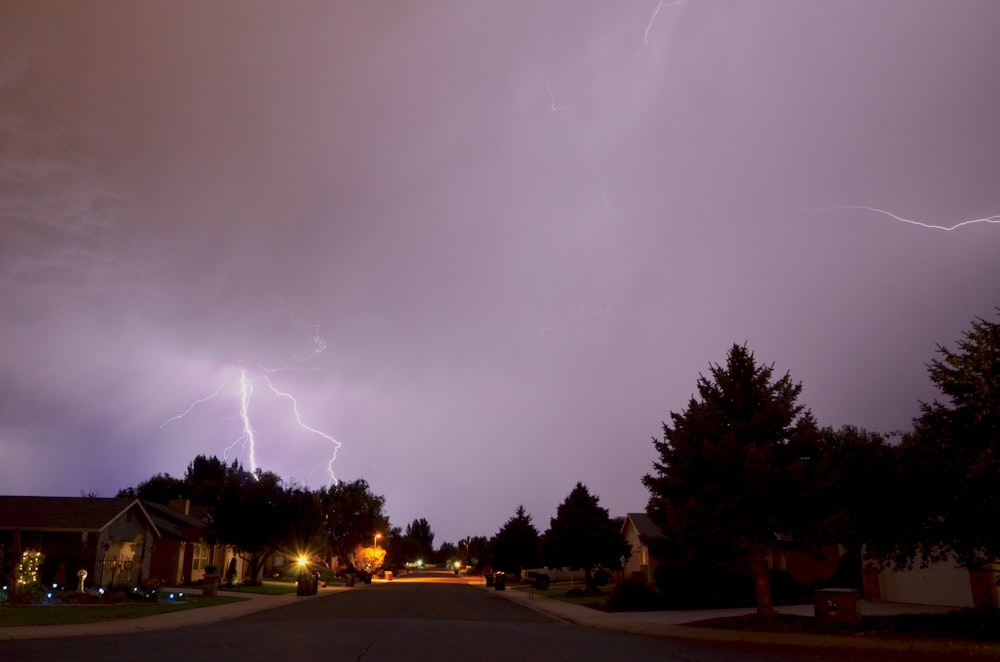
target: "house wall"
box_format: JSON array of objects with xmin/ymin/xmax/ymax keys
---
[
  {"xmin": 149, "ymin": 538, "xmax": 185, "ymax": 585},
  {"xmin": 767, "ymin": 545, "xmax": 841, "ymax": 586},
  {"xmin": 622, "ymin": 522, "xmax": 656, "ymax": 583}
]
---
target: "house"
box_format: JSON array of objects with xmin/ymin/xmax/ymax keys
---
[
  {"xmin": 622, "ymin": 511, "xmax": 842, "ymax": 602},
  {"xmin": 0, "ymin": 496, "xmax": 160, "ymax": 589},
  {"xmin": 863, "ymin": 556, "xmax": 1000, "ymax": 609},
  {"xmin": 621, "ymin": 513, "xmax": 663, "ymax": 583},
  {"xmin": 143, "ymin": 499, "xmax": 217, "ymax": 586}
]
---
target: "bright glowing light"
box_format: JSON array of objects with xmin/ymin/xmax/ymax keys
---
[
  {"xmin": 236, "ymin": 369, "xmax": 259, "ymax": 474},
  {"xmin": 297, "ymin": 555, "xmax": 309, "ymax": 568},
  {"xmin": 806, "ymin": 205, "xmax": 1000, "ymax": 231}
]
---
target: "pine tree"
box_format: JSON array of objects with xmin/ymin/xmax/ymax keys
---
[
  {"xmin": 542, "ymin": 483, "xmax": 629, "ymax": 589},
  {"xmin": 642, "ymin": 344, "xmax": 819, "ymax": 615},
  {"xmin": 491, "ymin": 505, "xmax": 540, "ymax": 573}
]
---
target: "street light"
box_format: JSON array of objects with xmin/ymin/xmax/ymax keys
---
[{"xmin": 374, "ymin": 533, "xmax": 382, "ymax": 548}]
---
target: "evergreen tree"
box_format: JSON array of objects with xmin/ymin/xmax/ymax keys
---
[
  {"xmin": 908, "ymin": 310, "xmax": 1000, "ymax": 570},
  {"xmin": 642, "ymin": 344, "xmax": 820, "ymax": 615},
  {"xmin": 491, "ymin": 505, "xmax": 540, "ymax": 573},
  {"xmin": 542, "ymin": 483, "xmax": 629, "ymax": 589}
]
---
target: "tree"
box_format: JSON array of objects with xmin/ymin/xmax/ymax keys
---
[
  {"xmin": 491, "ymin": 505, "xmax": 540, "ymax": 574},
  {"xmin": 907, "ymin": 310, "xmax": 1000, "ymax": 570},
  {"xmin": 541, "ymin": 483, "xmax": 629, "ymax": 590},
  {"xmin": 811, "ymin": 425, "xmax": 898, "ymax": 592},
  {"xmin": 350, "ymin": 545, "xmax": 386, "ymax": 576},
  {"xmin": 404, "ymin": 518, "xmax": 435, "ymax": 563},
  {"xmin": 642, "ymin": 344, "xmax": 820, "ymax": 615},
  {"xmin": 212, "ymin": 468, "xmax": 290, "ymax": 584},
  {"xmin": 319, "ymin": 479, "xmax": 388, "ymax": 565},
  {"xmin": 116, "ymin": 473, "xmax": 186, "ymax": 503}
]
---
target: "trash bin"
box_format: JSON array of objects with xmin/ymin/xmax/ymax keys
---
[
  {"xmin": 385, "ymin": 570, "xmax": 392, "ymax": 581},
  {"xmin": 485, "ymin": 573, "xmax": 494, "ymax": 587},
  {"xmin": 345, "ymin": 573, "xmax": 355, "ymax": 587},
  {"xmin": 494, "ymin": 572, "xmax": 506, "ymax": 591},
  {"xmin": 814, "ymin": 588, "xmax": 860, "ymax": 625}
]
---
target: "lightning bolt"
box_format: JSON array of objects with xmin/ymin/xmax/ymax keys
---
[
  {"xmin": 263, "ymin": 374, "xmax": 341, "ymax": 484},
  {"xmin": 160, "ymin": 324, "xmax": 342, "ymax": 485},
  {"xmin": 160, "ymin": 380, "xmax": 226, "ymax": 429},
  {"xmin": 293, "ymin": 324, "xmax": 328, "ymax": 363},
  {"xmin": 806, "ymin": 205, "xmax": 1000, "ymax": 231}
]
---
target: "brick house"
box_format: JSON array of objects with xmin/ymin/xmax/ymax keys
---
[{"xmin": 0, "ymin": 496, "xmax": 160, "ymax": 589}]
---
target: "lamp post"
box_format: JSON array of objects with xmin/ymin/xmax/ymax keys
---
[{"xmin": 374, "ymin": 533, "xmax": 382, "ymax": 548}]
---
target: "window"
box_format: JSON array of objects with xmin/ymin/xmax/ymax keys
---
[{"xmin": 192, "ymin": 544, "xmax": 209, "ymax": 571}]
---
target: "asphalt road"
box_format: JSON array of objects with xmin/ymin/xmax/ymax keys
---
[{"xmin": 0, "ymin": 581, "xmax": 984, "ymax": 661}]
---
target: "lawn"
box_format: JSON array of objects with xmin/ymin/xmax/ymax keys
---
[
  {"xmin": 519, "ymin": 585, "xmax": 609, "ymax": 609},
  {"xmin": 221, "ymin": 580, "xmax": 299, "ymax": 595},
  {"xmin": 0, "ymin": 596, "xmax": 246, "ymax": 627}
]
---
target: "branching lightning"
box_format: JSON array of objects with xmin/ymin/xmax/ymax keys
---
[
  {"xmin": 160, "ymin": 380, "xmax": 227, "ymax": 429},
  {"xmin": 264, "ymin": 375, "xmax": 341, "ymax": 484},
  {"xmin": 160, "ymin": 325, "xmax": 342, "ymax": 485},
  {"xmin": 807, "ymin": 205, "xmax": 1000, "ymax": 231}
]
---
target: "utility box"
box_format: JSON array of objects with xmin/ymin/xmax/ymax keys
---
[{"xmin": 814, "ymin": 588, "xmax": 860, "ymax": 625}]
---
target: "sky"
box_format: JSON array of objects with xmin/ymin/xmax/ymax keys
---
[{"xmin": 2, "ymin": 1, "xmax": 999, "ymax": 545}]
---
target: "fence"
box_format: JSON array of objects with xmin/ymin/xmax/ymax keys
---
[{"xmin": 95, "ymin": 554, "xmax": 139, "ymax": 588}]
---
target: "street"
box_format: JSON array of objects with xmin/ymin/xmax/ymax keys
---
[{"xmin": 0, "ymin": 576, "xmax": 983, "ymax": 661}]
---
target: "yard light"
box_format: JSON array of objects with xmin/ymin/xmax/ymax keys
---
[{"xmin": 297, "ymin": 555, "xmax": 309, "ymax": 568}]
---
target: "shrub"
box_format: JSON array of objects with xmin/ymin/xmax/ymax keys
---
[
  {"xmin": 606, "ymin": 578, "xmax": 662, "ymax": 612},
  {"xmin": 654, "ymin": 563, "xmax": 755, "ymax": 609}
]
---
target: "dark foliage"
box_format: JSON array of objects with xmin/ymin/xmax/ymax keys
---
[
  {"xmin": 542, "ymin": 483, "xmax": 629, "ymax": 589},
  {"xmin": 643, "ymin": 344, "xmax": 821, "ymax": 614},
  {"xmin": 491, "ymin": 505, "xmax": 540, "ymax": 573}
]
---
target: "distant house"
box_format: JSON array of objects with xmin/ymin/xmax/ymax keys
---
[
  {"xmin": 863, "ymin": 556, "xmax": 1000, "ymax": 609},
  {"xmin": 0, "ymin": 496, "xmax": 160, "ymax": 588},
  {"xmin": 621, "ymin": 513, "xmax": 663, "ymax": 583}
]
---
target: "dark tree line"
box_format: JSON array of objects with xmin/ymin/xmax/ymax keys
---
[{"xmin": 643, "ymin": 309, "xmax": 1000, "ymax": 614}]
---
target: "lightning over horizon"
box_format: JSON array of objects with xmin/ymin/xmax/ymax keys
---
[
  {"xmin": 808, "ymin": 205, "xmax": 1000, "ymax": 231},
  {"xmin": 159, "ymin": 327, "xmax": 342, "ymax": 485}
]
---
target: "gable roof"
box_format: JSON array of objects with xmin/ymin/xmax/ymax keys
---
[
  {"xmin": 0, "ymin": 496, "xmax": 160, "ymax": 537},
  {"xmin": 141, "ymin": 500, "xmax": 208, "ymax": 541},
  {"xmin": 623, "ymin": 512, "xmax": 664, "ymax": 539}
]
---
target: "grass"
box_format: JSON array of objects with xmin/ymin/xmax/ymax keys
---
[
  {"xmin": 0, "ymin": 596, "xmax": 246, "ymax": 627},
  {"xmin": 221, "ymin": 580, "xmax": 299, "ymax": 595},
  {"xmin": 521, "ymin": 584, "xmax": 610, "ymax": 609},
  {"xmin": 687, "ymin": 609, "xmax": 1000, "ymax": 643}
]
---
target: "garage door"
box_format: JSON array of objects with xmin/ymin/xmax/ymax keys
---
[{"xmin": 879, "ymin": 560, "xmax": 973, "ymax": 608}]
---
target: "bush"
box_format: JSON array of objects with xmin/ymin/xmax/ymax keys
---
[
  {"xmin": 767, "ymin": 569, "xmax": 802, "ymax": 605},
  {"xmin": 654, "ymin": 563, "xmax": 755, "ymax": 609},
  {"xmin": 606, "ymin": 578, "xmax": 662, "ymax": 612}
]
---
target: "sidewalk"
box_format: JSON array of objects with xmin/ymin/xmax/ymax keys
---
[
  {"xmin": 486, "ymin": 584, "xmax": 1000, "ymax": 656},
  {"xmin": 0, "ymin": 585, "xmax": 349, "ymax": 642}
]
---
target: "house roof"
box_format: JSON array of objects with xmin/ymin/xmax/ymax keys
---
[
  {"xmin": 141, "ymin": 500, "xmax": 207, "ymax": 541},
  {"xmin": 624, "ymin": 512, "xmax": 664, "ymax": 539},
  {"xmin": 0, "ymin": 496, "xmax": 160, "ymax": 537}
]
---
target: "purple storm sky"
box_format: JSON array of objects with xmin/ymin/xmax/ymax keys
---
[{"xmin": 2, "ymin": 1, "xmax": 999, "ymax": 545}]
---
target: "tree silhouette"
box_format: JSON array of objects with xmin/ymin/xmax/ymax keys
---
[
  {"xmin": 491, "ymin": 505, "xmax": 540, "ymax": 574},
  {"xmin": 542, "ymin": 483, "xmax": 628, "ymax": 589},
  {"xmin": 643, "ymin": 344, "xmax": 820, "ymax": 615}
]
